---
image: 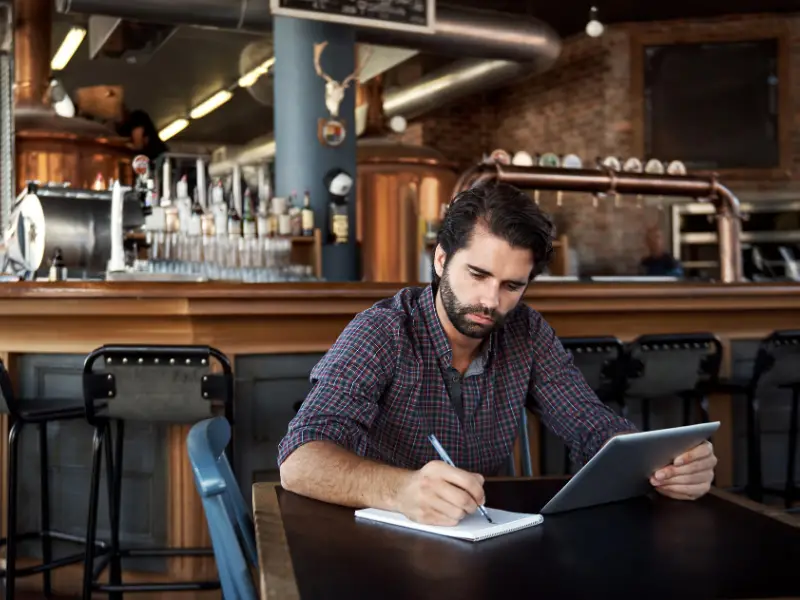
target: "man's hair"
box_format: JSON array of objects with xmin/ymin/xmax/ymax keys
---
[{"xmin": 431, "ymin": 182, "xmax": 555, "ymax": 286}]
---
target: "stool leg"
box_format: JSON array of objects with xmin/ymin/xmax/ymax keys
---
[
  {"xmin": 108, "ymin": 420, "xmax": 124, "ymax": 600},
  {"xmin": 519, "ymin": 411, "xmax": 532, "ymax": 477},
  {"xmin": 746, "ymin": 390, "xmax": 763, "ymax": 503},
  {"xmin": 784, "ymin": 389, "xmax": 798, "ymax": 509},
  {"xmin": 5, "ymin": 420, "xmax": 23, "ymax": 600},
  {"xmin": 39, "ymin": 422, "xmax": 53, "ymax": 599},
  {"xmin": 682, "ymin": 395, "xmax": 692, "ymax": 426},
  {"xmin": 82, "ymin": 424, "xmax": 106, "ymax": 600},
  {"xmin": 536, "ymin": 415, "xmax": 546, "ymax": 476}
]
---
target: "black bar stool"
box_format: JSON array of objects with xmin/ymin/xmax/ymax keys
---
[
  {"xmin": 0, "ymin": 357, "xmax": 107, "ymax": 600},
  {"xmin": 507, "ymin": 336, "xmax": 625, "ymax": 477},
  {"xmin": 620, "ymin": 333, "xmax": 723, "ymax": 431},
  {"xmin": 81, "ymin": 344, "xmax": 235, "ymax": 599},
  {"xmin": 537, "ymin": 336, "xmax": 625, "ymax": 476},
  {"xmin": 721, "ymin": 330, "xmax": 800, "ymax": 509}
]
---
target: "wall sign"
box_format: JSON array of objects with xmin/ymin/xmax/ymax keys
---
[{"xmin": 270, "ymin": 0, "xmax": 435, "ymax": 34}]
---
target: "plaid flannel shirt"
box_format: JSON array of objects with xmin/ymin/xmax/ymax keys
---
[{"xmin": 278, "ymin": 285, "xmax": 635, "ymax": 475}]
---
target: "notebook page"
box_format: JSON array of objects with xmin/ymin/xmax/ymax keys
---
[{"xmin": 355, "ymin": 507, "xmax": 543, "ymax": 542}]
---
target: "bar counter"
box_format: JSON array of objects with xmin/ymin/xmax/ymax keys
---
[{"xmin": 1, "ymin": 280, "xmax": 799, "ymax": 596}]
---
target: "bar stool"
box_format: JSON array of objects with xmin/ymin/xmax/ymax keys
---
[
  {"xmin": 508, "ymin": 336, "xmax": 625, "ymax": 477},
  {"xmin": 81, "ymin": 344, "xmax": 234, "ymax": 599},
  {"xmin": 0, "ymin": 357, "xmax": 107, "ymax": 600},
  {"xmin": 620, "ymin": 333, "xmax": 723, "ymax": 431},
  {"xmin": 722, "ymin": 330, "xmax": 800, "ymax": 509},
  {"xmin": 538, "ymin": 336, "xmax": 626, "ymax": 476}
]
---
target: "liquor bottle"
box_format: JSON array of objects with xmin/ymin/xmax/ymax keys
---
[
  {"xmin": 328, "ymin": 195, "xmax": 349, "ymax": 244},
  {"xmin": 227, "ymin": 196, "xmax": 242, "ymax": 238},
  {"xmin": 242, "ymin": 188, "xmax": 257, "ymax": 238},
  {"xmin": 288, "ymin": 190, "xmax": 302, "ymax": 237},
  {"xmin": 301, "ymin": 190, "xmax": 314, "ymax": 236}
]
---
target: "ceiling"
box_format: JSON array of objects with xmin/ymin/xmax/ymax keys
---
[{"xmin": 50, "ymin": 0, "xmax": 799, "ymax": 148}]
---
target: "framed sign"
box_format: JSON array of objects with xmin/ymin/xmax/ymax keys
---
[{"xmin": 270, "ymin": 0, "xmax": 435, "ymax": 35}]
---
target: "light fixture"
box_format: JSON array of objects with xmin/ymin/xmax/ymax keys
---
[
  {"xmin": 238, "ymin": 57, "xmax": 275, "ymax": 88},
  {"xmin": 189, "ymin": 90, "xmax": 233, "ymax": 119},
  {"xmin": 158, "ymin": 118, "xmax": 189, "ymax": 141},
  {"xmin": 586, "ymin": 6, "xmax": 604, "ymax": 38},
  {"xmin": 51, "ymin": 27, "xmax": 86, "ymax": 71}
]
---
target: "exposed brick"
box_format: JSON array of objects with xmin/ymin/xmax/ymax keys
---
[{"xmin": 405, "ymin": 13, "xmax": 800, "ymax": 275}]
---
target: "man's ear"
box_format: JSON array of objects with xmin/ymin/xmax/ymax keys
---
[{"xmin": 433, "ymin": 245, "xmax": 447, "ymax": 279}]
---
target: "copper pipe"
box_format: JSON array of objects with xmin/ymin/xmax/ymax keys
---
[
  {"xmin": 14, "ymin": 0, "xmax": 51, "ymax": 108},
  {"xmin": 454, "ymin": 163, "xmax": 744, "ymax": 283}
]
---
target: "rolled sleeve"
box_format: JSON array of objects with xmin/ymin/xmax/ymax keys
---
[
  {"xmin": 525, "ymin": 310, "xmax": 637, "ymax": 465},
  {"xmin": 277, "ymin": 311, "xmax": 397, "ymax": 465}
]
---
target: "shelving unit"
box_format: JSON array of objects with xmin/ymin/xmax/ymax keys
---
[
  {"xmin": 671, "ymin": 199, "xmax": 800, "ymax": 279},
  {"xmin": 289, "ymin": 228, "xmax": 323, "ymax": 279}
]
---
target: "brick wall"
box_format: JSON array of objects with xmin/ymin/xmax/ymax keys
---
[{"xmin": 410, "ymin": 13, "xmax": 800, "ymax": 275}]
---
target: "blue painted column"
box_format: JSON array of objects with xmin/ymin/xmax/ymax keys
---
[{"xmin": 273, "ymin": 15, "xmax": 359, "ymax": 282}]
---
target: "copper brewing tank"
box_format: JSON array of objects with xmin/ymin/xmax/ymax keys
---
[
  {"xmin": 356, "ymin": 77, "xmax": 457, "ymax": 283},
  {"xmin": 14, "ymin": 0, "xmax": 133, "ymax": 192}
]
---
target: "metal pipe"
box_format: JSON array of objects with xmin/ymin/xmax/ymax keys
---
[
  {"xmin": 454, "ymin": 163, "xmax": 744, "ymax": 283},
  {"xmin": 55, "ymin": 1, "xmax": 561, "ymax": 64},
  {"xmin": 0, "ymin": 0, "xmax": 14, "ymax": 233},
  {"xmin": 14, "ymin": 0, "xmax": 50, "ymax": 108}
]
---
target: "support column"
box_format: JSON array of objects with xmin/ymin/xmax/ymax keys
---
[{"xmin": 273, "ymin": 16, "xmax": 359, "ymax": 282}]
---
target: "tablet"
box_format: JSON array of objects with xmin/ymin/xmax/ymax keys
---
[{"xmin": 540, "ymin": 421, "xmax": 720, "ymax": 515}]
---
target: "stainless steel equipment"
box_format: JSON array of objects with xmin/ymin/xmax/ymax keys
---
[{"xmin": 2, "ymin": 182, "xmax": 145, "ymax": 276}]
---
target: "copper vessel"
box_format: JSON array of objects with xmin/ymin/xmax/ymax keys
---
[
  {"xmin": 356, "ymin": 77, "xmax": 457, "ymax": 283},
  {"xmin": 14, "ymin": 0, "xmax": 133, "ymax": 192}
]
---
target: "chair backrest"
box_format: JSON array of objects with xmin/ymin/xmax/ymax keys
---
[
  {"xmin": 622, "ymin": 333, "xmax": 722, "ymax": 399},
  {"xmin": 750, "ymin": 330, "xmax": 800, "ymax": 391},
  {"xmin": 83, "ymin": 345, "xmax": 234, "ymax": 424},
  {"xmin": 560, "ymin": 336, "xmax": 624, "ymax": 401},
  {"xmin": 188, "ymin": 417, "xmax": 258, "ymax": 600},
  {"xmin": 0, "ymin": 357, "xmax": 17, "ymax": 416}
]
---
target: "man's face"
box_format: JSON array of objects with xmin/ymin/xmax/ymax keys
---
[
  {"xmin": 435, "ymin": 223, "xmax": 533, "ymax": 339},
  {"xmin": 646, "ymin": 228, "xmax": 664, "ymax": 255}
]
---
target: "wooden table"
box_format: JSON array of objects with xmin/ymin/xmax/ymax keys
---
[{"xmin": 253, "ymin": 478, "xmax": 800, "ymax": 600}]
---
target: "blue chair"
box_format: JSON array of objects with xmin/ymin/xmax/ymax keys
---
[{"xmin": 187, "ymin": 417, "xmax": 258, "ymax": 600}]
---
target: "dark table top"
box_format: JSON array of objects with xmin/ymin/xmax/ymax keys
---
[{"xmin": 253, "ymin": 477, "xmax": 800, "ymax": 600}]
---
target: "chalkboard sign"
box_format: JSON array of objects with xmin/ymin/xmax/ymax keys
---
[
  {"xmin": 643, "ymin": 38, "xmax": 780, "ymax": 171},
  {"xmin": 270, "ymin": 0, "xmax": 435, "ymax": 34}
]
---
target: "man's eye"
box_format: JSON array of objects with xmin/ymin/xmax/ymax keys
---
[{"xmin": 470, "ymin": 271, "xmax": 486, "ymax": 279}]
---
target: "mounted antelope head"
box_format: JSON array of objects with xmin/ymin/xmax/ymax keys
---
[{"xmin": 313, "ymin": 41, "xmax": 372, "ymax": 119}]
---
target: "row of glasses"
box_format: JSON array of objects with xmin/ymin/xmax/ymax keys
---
[{"xmin": 141, "ymin": 235, "xmax": 320, "ymax": 282}]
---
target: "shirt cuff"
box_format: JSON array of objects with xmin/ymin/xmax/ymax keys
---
[{"xmin": 277, "ymin": 422, "xmax": 357, "ymax": 466}]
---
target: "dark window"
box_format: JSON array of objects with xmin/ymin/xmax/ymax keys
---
[{"xmin": 644, "ymin": 38, "xmax": 780, "ymax": 170}]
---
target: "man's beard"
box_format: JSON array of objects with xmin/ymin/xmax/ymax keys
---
[{"xmin": 438, "ymin": 268, "xmax": 507, "ymax": 339}]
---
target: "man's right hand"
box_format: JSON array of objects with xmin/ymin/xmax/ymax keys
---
[{"xmin": 394, "ymin": 460, "xmax": 486, "ymax": 526}]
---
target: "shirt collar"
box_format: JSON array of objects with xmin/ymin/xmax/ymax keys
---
[{"xmin": 420, "ymin": 284, "xmax": 495, "ymax": 364}]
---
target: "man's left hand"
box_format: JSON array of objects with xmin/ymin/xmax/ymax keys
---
[{"xmin": 650, "ymin": 441, "xmax": 717, "ymax": 500}]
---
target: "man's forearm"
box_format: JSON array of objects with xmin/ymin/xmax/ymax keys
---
[{"xmin": 279, "ymin": 440, "xmax": 410, "ymax": 510}]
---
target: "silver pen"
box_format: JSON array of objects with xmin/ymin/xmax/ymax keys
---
[{"xmin": 428, "ymin": 433, "xmax": 493, "ymax": 523}]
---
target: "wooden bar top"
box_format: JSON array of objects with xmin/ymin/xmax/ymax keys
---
[{"xmin": 1, "ymin": 280, "xmax": 799, "ymax": 314}]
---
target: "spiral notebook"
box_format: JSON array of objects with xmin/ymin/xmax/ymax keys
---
[{"xmin": 354, "ymin": 507, "xmax": 543, "ymax": 542}]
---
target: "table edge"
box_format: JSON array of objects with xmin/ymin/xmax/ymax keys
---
[
  {"xmin": 251, "ymin": 480, "xmax": 799, "ymax": 599},
  {"xmin": 252, "ymin": 482, "xmax": 301, "ymax": 600}
]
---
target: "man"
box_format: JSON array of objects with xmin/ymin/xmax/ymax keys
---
[
  {"xmin": 278, "ymin": 183, "xmax": 716, "ymax": 526},
  {"xmin": 640, "ymin": 225, "xmax": 683, "ymax": 277},
  {"xmin": 117, "ymin": 108, "xmax": 169, "ymax": 161}
]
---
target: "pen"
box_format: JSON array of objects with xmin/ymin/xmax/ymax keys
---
[{"xmin": 427, "ymin": 434, "xmax": 493, "ymax": 523}]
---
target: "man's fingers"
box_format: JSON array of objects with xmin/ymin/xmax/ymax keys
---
[
  {"xmin": 651, "ymin": 469, "xmax": 713, "ymax": 487},
  {"xmin": 427, "ymin": 495, "xmax": 468, "ymax": 524},
  {"xmin": 673, "ymin": 441, "xmax": 713, "ymax": 466},
  {"xmin": 653, "ymin": 482, "xmax": 709, "ymax": 500},
  {"xmin": 436, "ymin": 482, "xmax": 478, "ymax": 515},
  {"xmin": 654, "ymin": 455, "xmax": 717, "ymax": 481},
  {"xmin": 438, "ymin": 467, "xmax": 486, "ymax": 505}
]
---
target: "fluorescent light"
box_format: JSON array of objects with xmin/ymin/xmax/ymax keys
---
[
  {"xmin": 158, "ymin": 118, "xmax": 189, "ymax": 141},
  {"xmin": 238, "ymin": 57, "xmax": 275, "ymax": 88},
  {"xmin": 189, "ymin": 90, "xmax": 233, "ymax": 119},
  {"xmin": 51, "ymin": 27, "xmax": 86, "ymax": 71}
]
